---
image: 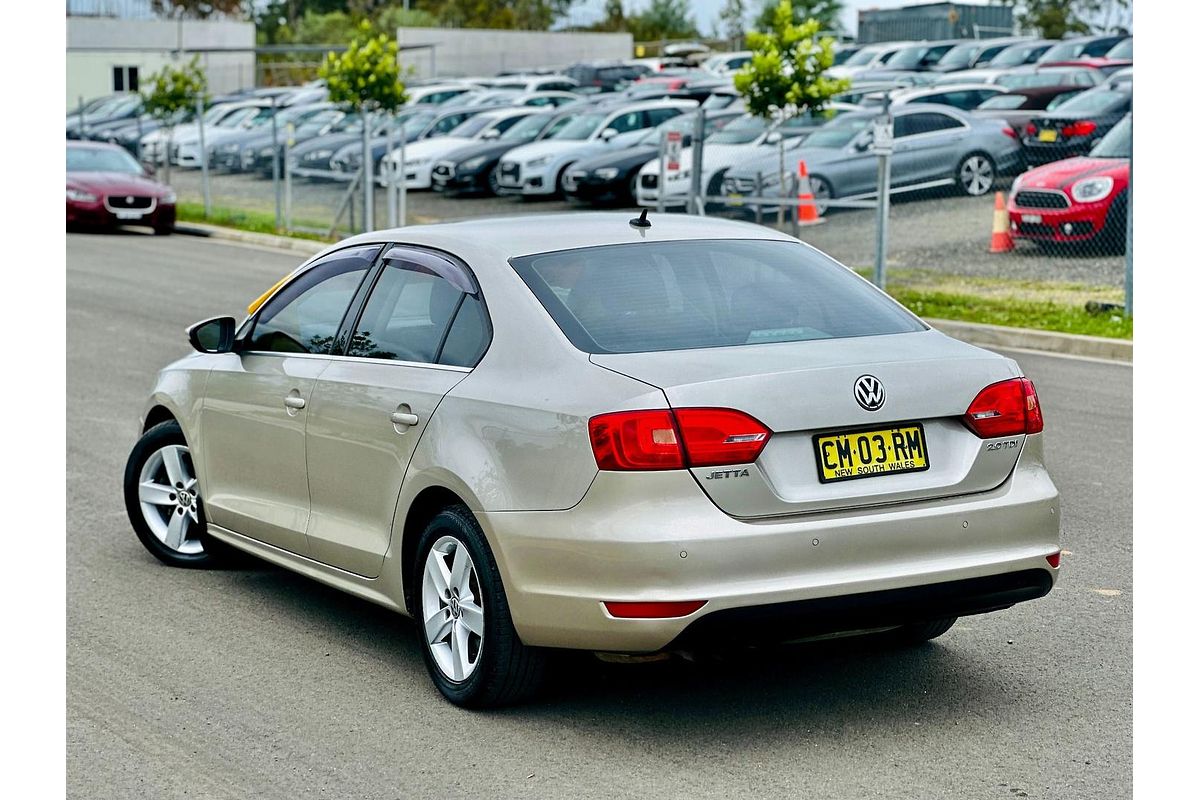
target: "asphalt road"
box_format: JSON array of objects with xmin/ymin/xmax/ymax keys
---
[{"xmin": 67, "ymin": 231, "xmax": 1131, "ymax": 799}]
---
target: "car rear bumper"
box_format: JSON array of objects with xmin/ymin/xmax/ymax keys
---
[
  {"xmin": 1020, "ymin": 139, "xmax": 1094, "ymax": 166},
  {"xmin": 480, "ymin": 434, "xmax": 1060, "ymax": 652}
]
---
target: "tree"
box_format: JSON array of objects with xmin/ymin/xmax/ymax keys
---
[
  {"xmin": 142, "ymin": 56, "xmax": 208, "ymax": 183},
  {"xmin": 753, "ymin": 0, "xmax": 844, "ymax": 35},
  {"xmin": 1018, "ymin": 0, "xmax": 1127, "ymax": 39},
  {"xmin": 719, "ymin": 0, "xmax": 748, "ymax": 46},
  {"xmin": 151, "ymin": 0, "xmax": 247, "ymax": 18},
  {"xmin": 626, "ymin": 0, "xmax": 700, "ymax": 41},
  {"xmin": 426, "ymin": 0, "xmax": 578, "ymax": 30},
  {"xmin": 319, "ymin": 21, "xmax": 407, "ymax": 114},
  {"xmin": 733, "ymin": 0, "xmax": 848, "ymax": 202}
]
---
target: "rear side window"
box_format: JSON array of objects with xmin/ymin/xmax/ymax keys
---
[
  {"xmin": 895, "ymin": 112, "xmax": 963, "ymax": 137},
  {"xmin": 510, "ymin": 240, "xmax": 924, "ymax": 354}
]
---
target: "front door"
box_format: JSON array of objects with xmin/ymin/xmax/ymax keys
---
[
  {"xmin": 304, "ymin": 249, "xmax": 490, "ymax": 577},
  {"xmin": 200, "ymin": 244, "xmax": 381, "ymax": 554}
]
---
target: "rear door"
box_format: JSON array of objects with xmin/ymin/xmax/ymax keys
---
[
  {"xmin": 892, "ymin": 111, "xmax": 969, "ymax": 185},
  {"xmin": 201, "ymin": 244, "xmax": 381, "ymax": 554},
  {"xmin": 302, "ymin": 248, "xmax": 489, "ymax": 577}
]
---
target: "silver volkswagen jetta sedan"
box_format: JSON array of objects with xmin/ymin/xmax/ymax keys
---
[{"xmin": 123, "ymin": 213, "xmax": 1061, "ymax": 707}]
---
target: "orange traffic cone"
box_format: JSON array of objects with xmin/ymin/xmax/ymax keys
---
[
  {"xmin": 990, "ymin": 191, "xmax": 1014, "ymax": 253},
  {"xmin": 796, "ymin": 160, "xmax": 825, "ymax": 226}
]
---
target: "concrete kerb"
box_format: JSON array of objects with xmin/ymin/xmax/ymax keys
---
[{"xmin": 174, "ymin": 221, "xmax": 1133, "ymax": 363}]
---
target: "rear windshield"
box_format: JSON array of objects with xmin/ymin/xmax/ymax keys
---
[{"xmin": 510, "ymin": 240, "xmax": 924, "ymax": 354}]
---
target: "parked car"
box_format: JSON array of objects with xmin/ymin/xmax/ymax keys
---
[
  {"xmin": 563, "ymin": 108, "xmax": 742, "ymax": 206},
  {"xmin": 212, "ymin": 105, "xmax": 341, "ymax": 172},
  {"xmin": 638, "ymin": 104, "xmax": 861, "ymax": 209},
  {"xmin": 1040, "ymin": 56, "xmax": 1132, "ymax": 76},
  {"xmin": 430, "ymin": 111, "xmax": 576, "ymax": 196},
  {"xmin": 139, "ymin": 100, "xmax": 269, "ymax": 165},
  {"xmin": 66, "ymin": 141, "xmax": 175, "ymax": 235},
  {"xmin": 329, "ymin": 107, "xmax": 489, "ymax": 176},
  {"xmin": 1103, "ymin": 67, "xmax": 1133, "ymax": 89},
  {"xmin": 1008, "ymin": 114, "xmax": 1129, "ymax": 251},
  {"xmin": 1036, "ymin": 34, "xmax": 1130, "ymax": 63},
  {"xmin": 564, "ymin": 61, "xmax": 649, "ymax": 93},
  {"xmin": 1105, "ymin": 38, "xmax": 1132, "ymax": 60},
  {"xmin": 722, "ymin": 104, "xmax": 1021, "ymax": 211},
  {"xmin": 828, "ymin": 41, "xmax": 916, "ymax": 79},
  {"xmin": 701, "ymin": 50, "xmax": 753, "ymax": 75},
  {"xmin": 486, "ymin": 75, "xmax": 579, "ymax": 93},
  {"xmin": 173, "ymin": 102, "xmax": 281, "ymax": 166},
  {"xmin": 67, "ymin": 93, "xmax": 143, "ymax": 139},
  {"xmin": 857, "ymin": 40, "xmax": 965, "ymax": 80},
  {"xmin": 383, "ymin": 107, "xmax": 542, "ymax": 190},
  {"xmin": 497, "ymin": 99, "xmax": 695, "ymax": 196},
  {"xmin": 889, "ymin": 84, "xmax": 1009, "ymax": 111},
  {"xmin": 405, "ymin": 83, "xmax": 480, "ymax": 106},
  {"xmin": 929, "ymin": 37, "xmax": 1033, "ymax": 73},
  {"xmin": 969, "ymin": 86, "xmax": 1089, "ymax": 132},
  {"xmin": 124, "ymin": 213, "xmax": 1060, "ymax": 707},
  {"xmin": 995, "ymin": 65, "xmax": 1104, "ymax": 90},
  {"xmin": 1020, "ymin": 86, "xmax": 1131, "ymax": 166}
]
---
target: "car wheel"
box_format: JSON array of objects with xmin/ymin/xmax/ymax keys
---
[
  {"xmin": 556, "ymin": 163, "xmax": 575, "ymax": 197},
  {"xmin": 153, "ymin": 223, "xmax": 173, "ymax": 236},
  {"xmin": 415, "ymin": 505, "xmax": 547, "ymax": 707},
  {"xmin": 892, "ymin": 617, "xmax": 957, "ymax": 645},
  {"xmin": 486, "ymin": 165, "xmax": 502, "ymax": 196},
  {"xmin": 627, "ymin": 171, "xmax": 642, "ymax": 206},
  {"xmin": 956, "ymin": 153, "xmax": 996, "ymax": 197},
  {"xmin": 807, "ymin": 174, "xmax": 833, "ymax": 215},
  {"xmin": 123, "ymin": 420, "xmax": 222, "ymax": 568}
]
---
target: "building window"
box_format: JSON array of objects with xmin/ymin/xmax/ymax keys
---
[{"xmin": 113, "ymin": 66, "xmax": 139, "ymax": 92}]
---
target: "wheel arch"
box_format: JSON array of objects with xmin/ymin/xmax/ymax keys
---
[{"xmin": 142, "ymin": 404, "xmax": 177, "ymax": 433}]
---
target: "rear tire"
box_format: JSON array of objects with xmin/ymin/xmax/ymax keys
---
[
  {"xmin": 485, "ymin": 165, "xmax": 502, "ymax": 196},
  {"xmin": 415, "ymin": 505, "xmax": 547, "ymax": 707},
  {"xmin": 956, "ymin": 152, "xmax": 996, "ymax": 197},
  {"xmin": 892, "ymin": 617, "xmax": 957, "ymax": 645}
]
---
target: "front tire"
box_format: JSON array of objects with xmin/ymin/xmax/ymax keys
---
[
  {"xmin": 123, "ymin": 420, "xmax": 221, "ymax": 568},
  {"xmin": 415, "ymin": 505, "xmax": 547, "ymax": 707},
  {"xmin": 956, "ymin": 152, "xmax": 996, "ymax": 197}
]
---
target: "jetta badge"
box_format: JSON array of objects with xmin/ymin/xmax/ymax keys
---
[{"xmin": 854, "ymin": 375, "xmax": 885, "ymax": 412}]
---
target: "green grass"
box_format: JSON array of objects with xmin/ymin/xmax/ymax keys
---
[
  {"xmin": 855, "ymin": 268, "xmax": 1132, "ymax": 340},
  {"xmin": 176, "ymin": 202, "xmax": 334, "ymax": 243}
]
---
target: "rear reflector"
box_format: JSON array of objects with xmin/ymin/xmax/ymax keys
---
[
  {"xmin": 604, "ymin": 600, "xmax": 707, "ymax": 619},
  {"xmin": 589, "ymin": 408, "xmax": 771, "ymax": 470},
  {"xmin": 1046, "ymin": 551, "xmax": 1061, "ymax": 568},
  {"xmin": 963, "ymin": 377, "xmax": 1044, "ymax": 438}
]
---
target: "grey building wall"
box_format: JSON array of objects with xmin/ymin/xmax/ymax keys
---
[
  {"xmin": 66, "ymin": 17, "xmax": 255, "ymax": 106},
  {"xmin": 857, "ymin": 2, "xmax": 1015, "ymax": 44},
  {"xmin": 396, "ymin": 27, "xmax": 632, "ymax": 79}
]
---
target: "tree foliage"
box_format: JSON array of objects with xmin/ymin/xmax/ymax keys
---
[
  {"xmin": 719, "ymin": 0, "xmax": 748, "ymax": 43},
  {"xmin": 151, "ymin": 0, "xmax": 246, "ymax": 18},
  {"xmin": 626, "ymin": 0, "xmax": 700, "ymax": 41},
  {"xmin": 142, "ymin": 56, "xmax": 209, "ymax": 121},
  {"xmin": 753, "ymin": 0, "xmax": 844, "ymax": 34},
  {"xmin": 1018, "ymin": 0, "xmax": 1127, "ymax": 39},
  {"xmin": 426, "ymin": 0, "xmax": 578, "ymax": 30},
  {"xmin": 734, "ymin": 0, "xmax": 849, "ymax": 122},
  {"xmin": 318, "ymin": 21, "xmax": 407, "ymax": 113}
]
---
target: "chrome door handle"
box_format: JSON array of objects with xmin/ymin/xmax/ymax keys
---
[
  {"xmin": 284, "ymin": 396, "xmax": 306, "ymax": 410},
  {"xmin": 390, "ymin": 411, "xmax": 420, "ymax": 427}
]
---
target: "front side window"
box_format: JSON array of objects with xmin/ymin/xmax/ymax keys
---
[
  {"xmin": 247, "ymin": 245, "xmax": 381, "ymax": 354},
  {"xmin": 510, "ymin": 240, "xmax": 923, "ymax": 355}
]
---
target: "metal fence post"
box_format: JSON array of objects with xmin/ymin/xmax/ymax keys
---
[
  {"xmin": 689, "ymin": 109, "xmax": 706, "ymax": 216},
  {"xmin": 399, "ymin": 134, "xmax": 407, "ymax": 227},
  {"xmin": 657, "ymin": 130, "xmax": 666, "ymax": 214},
  {"xmin": 283, "ymin": 123, "xmax": 293, "ymax": 233},
  {"xmin": 754, "ymin": 172, "xmax": 763, "ymax": 226},
  {"xmin": 873, "ymin": 99, "xmax": 894, "ymax": 290},
  {"xmin": 77, "ymin": 96, "xmax": 86, "ymax": 140},
  {"xmin": 135, "ymin": 114, "xmax": 144, "ymax": 163},
  {"xmin": 196, "ymin": 96, "xmax": 211, "ymax": 219},
  {"xmin": 271, "ymin": 95, "xmax": 281, "ymax": 230},
  {"xmin": 385, "ymin": 115, "xmax": 397, "ymax": 228},
  {"xmin": 1125, "ymin": 149, "xmax": 1133, "ymax": 317},
  {"xmin": 776, "ymin": 135, "xmax": 786, "ymax": 228},
  {"xmin": 363, "ymin": 110, "xmax": 374, "ymax": 233}
]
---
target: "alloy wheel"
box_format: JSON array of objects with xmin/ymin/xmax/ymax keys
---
[
  {"xmin": 137, "ymin": 444, "xmax": 204, "ymax": 555},
  {"xmin": 421, "ymin": 535, "xmax": 485, "ymax": 682},
  {"xmin": 959, "ymin": 155, "xmax": 994, "ymax": 196}
]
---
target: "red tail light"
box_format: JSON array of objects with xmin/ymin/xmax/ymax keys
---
[
  {"xmin": 1062, "ymin": 120, "xmax": 1097, "ymax": 137},
  {"xmin": 1002, "ymin": 125, "xmax": 1017, "ymax": 139},
  {"xmin": 1025, "ymin": 122, "xmax": 1037, "ymax": 136},
  {"xmin": 589, "ymin": 408, "xmax": 771, "ymax": 470},
  {"xmin": 604, "ymin": 600, "xmax": 707, "ymax": 619},
  {"xmin": 963, "ymin": 378, "xmax": 1044, "ymax": 438}
]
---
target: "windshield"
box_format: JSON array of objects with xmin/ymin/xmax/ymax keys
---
[
  {"xmin": 709, "ymin": 115, "xmax": 768, "ymax": 144},
  {"xmin": 295, "ymin": 110, "xmax": 341, "ymax": 137},
  {"xmin": 217, "ymin": 107, "xmax": 259, "ymax": 128},
  {"xmin": 67, "ymin": 145, "xmax": 142, "ymax": 174},
  {"xmin": 991, "ymin": 43, "xmax": 1036, "ymax": 68},
  {"xmin": 1090, "ymin": 116, "xmax": 1130, "ymax": 158},
  {"xmin": 510, "ymin": 240, "xmax": 923, "ymax": 354},
  {"xmin": 1041, "ymin": 40, "xmax": 1087, "ymax": 61},
  {"xmin": 398, "ymin": 110, "xmax": 437, "ymax": 133},
  {"xmin": 1107, "ymin": 38, "xmax": 1132, "ymax": 59},
  {"xmin": 843, "ymin": 47, "xmax": 882, "ymax": 67},
  {"xmin": 998, "ymin": 70, "xmax": 1080, "ymax": 89},
  {"xmin": 500, "ymin": 113, "xmax": 552, "ymax": 141},
  {"xmin": 551, "ymin": 112, "xmax": 606, "ymax": 140},
  {"xmin": 888, "ymin": 45, "xmax": 931, "ymax": 70},
  {"xmin": 803, "ymin": 116, "xmax": 870, "ymax": 149},
  {"xmin": 1054, "ymin": 88, "xmax": 1126, "ymax": 113},
  {"xmin": 977, "ymin": 94, "xmax": 1027, "ymax": 110},
  {"xmin": 938, "ymin": 43, "xmax": 982, "ymax": 71},
  {"xmin": 449, "ymin": 114, "xmax": 497, "ymax": 138}
]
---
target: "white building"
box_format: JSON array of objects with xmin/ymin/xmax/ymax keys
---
[
  {"xmin": 396, "ymin": 27, "xmax": 632, "ymax": 80},
  {"xmin": 66, "ymin": 16, "xmax": 255, "ymax": 108}
]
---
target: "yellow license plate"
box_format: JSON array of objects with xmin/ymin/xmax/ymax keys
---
[
  {"xmin": 814, "ymin": 423, "xmax": 930, "ymax": 484},
  {"xmin": 1038, "ymin": 129, "xmax": 1058, "ymax": 142},
  {"xmin": 727, "ymin": 192, "xmax": 744, "ymax": 207}
]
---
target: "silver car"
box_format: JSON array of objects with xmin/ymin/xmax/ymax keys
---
[{"xmin": 123, "ymin": 213, "xmax": 1061, "ymax": 707}]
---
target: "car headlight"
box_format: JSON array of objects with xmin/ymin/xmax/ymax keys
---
[
  {"xmin": 66, "ymin": 188, "xmax": 97, "ymax": 203},
  {"xmin": 594, "ymin": 167, "xmax": 620, "ymax": 180},
  {"xmin": 527, "ymin": 156, "xmax": 552, "ymax": 168},
  {"xmin": 162, "ymin": 191, "xmax": 176, "ymax": 204},
  {"xmin": 405, "ymin": 157, "xmax": 429, "ymax": 167},
  {"xmin": 310, "ymin": 149, "xmax": 333, "ymax": 160},
  {"xmin": 460, "ymin": 156, "xmax": 488, "ymax": 171},
  {"xmin": 1070, "ymin": 176, "xmax": 1114, "ymax": 204}
]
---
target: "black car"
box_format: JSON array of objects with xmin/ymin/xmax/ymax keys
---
[
  {"xmin": 564, "ymin": 61, "xmax": 651, "ymax": 93},
  {"xmin": 291, "ymin": 109, "xmax": 434, "ymax": 175},
  {"xmin": 211, "ymin": 105, "xmax": 339, "ymax": 172},
  {"xmin": 1036, "ymin": 34, "xmax": 1130, "ymax": 63},
  {"xmin": 930, "ymin": 37, "xmax": 1033, "ymax": 73},
  {"xmin": 1021, "ymin": 86, "xmax": 1132, "ymax": 166},
  {"xmin": 67, "ymin": 94, "xmax": 143, "ymax": 139},
  {"xmin": 329, "ymin": 106, "xmax": 491, "ymax": 176},
  {"xmin": 563, "ymin": 109, "xmax": 742, "ymax": 206},
  {"xmin": 430, "ymin": 110, "xmax": 571, "ymax": 196}
]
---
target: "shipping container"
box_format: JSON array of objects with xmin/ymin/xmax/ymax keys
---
[{"xmin": 857, "ymin": 2, "xmax": 1014, "ymax": 44}]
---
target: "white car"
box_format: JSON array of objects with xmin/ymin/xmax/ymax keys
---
[
  {"xmin": 637, "ymin": 104, "xmax": 859, "ymax": 208},
  {"xmin": 173, "ymin": 105, "xmax": 283, "ymax": 167},
  {"xmin": 487, "ymin": 75, "xmax": 579, "ymax": 93},
  {"xmin": 701, "ymin": 51, "xmax": 753, "ymax": 75},
  {"xmin": 496, "ymin": 99, "xmax": 696, "ymax": 196},
  {"xmin": 828, "ymin": 41, "xmax": 916, "ymax": 79},
  {"xmin": 382, "ymin": 107, "xmax": 542, "ymax": 190},
  {"xmin": 139, "ymin": 101, "xmax": 267, "ymax": 165}
]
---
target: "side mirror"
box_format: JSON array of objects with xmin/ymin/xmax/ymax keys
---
[
  {"xmin": 187, "ymin": 316, "xmax": 237, "ymax": 354},
  {"xmin": 599, "ymin": 127, "xmax": 618, "ymax": 142},
  {"xmin": 853, "ymin": 134, "xmax": 873, "ymax": 152},
  {"xmin": 481, "ymin": 128, "xmax": 501, "ymax": 140},
  {"xmin": 764, "ymin": 131, "xmax": 783, "ymax": 145}
]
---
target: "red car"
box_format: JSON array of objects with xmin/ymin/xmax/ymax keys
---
[
  {"xmin": 67, "ymin": 141, "xmax": 176, "ymax": 235},
  {"xmin": 1008, "ymin": 114, "xmax": 1129, "ymax": 251}
]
